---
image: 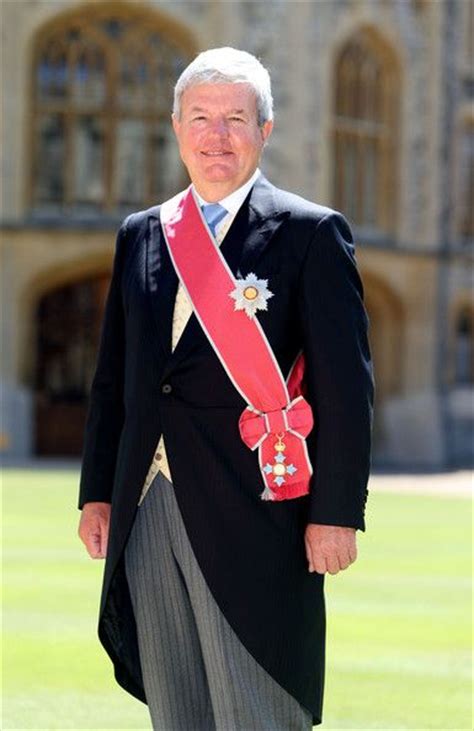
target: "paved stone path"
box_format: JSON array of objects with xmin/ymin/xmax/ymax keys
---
[
  {"xmin": 1, "ymin": 458, "xmax": 472, "ymax": 498},
  {"xmin": 369, "ymin": 469, "xmax": 473, "ymax": 497}
]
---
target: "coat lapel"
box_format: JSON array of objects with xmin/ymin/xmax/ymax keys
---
[
  {"xmin": 147, "ymin": 175, "xmax": 290, "ymax": 373},
  {"xmin": 147, "ymin": 216, "xmax": 178, "ymax": 359},
  {"xmin": 235, "ymin": 175, "xmax": 290, "ymax": 278}
]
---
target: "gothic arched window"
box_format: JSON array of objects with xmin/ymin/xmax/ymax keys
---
[
  {"xmin": 332, "ymin": 30, "xmax": 400, "ymax": 233},
  {"xmin": 30, "ymin": 8, "xmax": 193, "ymax": 215},
  {"xmin": 456, "ymin": 123, "xmax": 474, "ymax": 243}
]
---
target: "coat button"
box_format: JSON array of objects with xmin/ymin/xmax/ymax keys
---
[{"xmin": 162, "ymin": 383, "xmax": 172, "ymax": 394}]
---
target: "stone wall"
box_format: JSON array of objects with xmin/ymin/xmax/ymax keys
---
[{"xmin": 0, "ymin": 0, "xmax": 472, "ymax": 466}]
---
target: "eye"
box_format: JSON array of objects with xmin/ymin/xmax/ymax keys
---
[{"xmin": 229, "ymin": 116, "xmax": 245, "ymax": 123}]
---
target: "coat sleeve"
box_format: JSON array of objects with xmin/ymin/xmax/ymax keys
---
[
  {"xmin": 297, "ymin": 212, "xmax": 375, "ymax": 530},
  {"xmin": 77, "ymin": 216, "xmax": 132, "ymax": 509}
]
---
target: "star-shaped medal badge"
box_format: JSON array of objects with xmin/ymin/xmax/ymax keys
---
[{"xmin": 229, "ymin": 272, "xmax": 274, "ymax": 319}]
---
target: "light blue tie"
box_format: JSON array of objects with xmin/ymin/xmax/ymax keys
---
[{"xmin": 201, "ymin": 203, "xmax": 228, "ymax": 237}]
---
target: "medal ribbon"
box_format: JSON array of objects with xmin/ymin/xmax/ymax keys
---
[{"xmin": 161, "ymin": 187, "xmax": 314, "ymax": 501}]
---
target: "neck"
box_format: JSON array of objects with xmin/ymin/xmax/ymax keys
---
[
  {"xmin": 192, "ymin": 171, "xmax": 258, "ymax": 203},
  {"xmin": 192, "ymin": 182, "xmax": 238, "ymax": 203}
]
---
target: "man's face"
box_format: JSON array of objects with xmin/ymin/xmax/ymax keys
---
[{"xmin": 172, "ymin": 82, "xmax": 273, "ymax": 201}]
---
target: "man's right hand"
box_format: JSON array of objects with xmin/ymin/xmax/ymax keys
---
[{"xmin": 78, "ymin": 502, "xmax": 111, "ymax": 559}]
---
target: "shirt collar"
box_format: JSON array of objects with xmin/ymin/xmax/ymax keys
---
[{"xmin": 193, "ymin": 168, "xmax": 261, "ymax": 215}]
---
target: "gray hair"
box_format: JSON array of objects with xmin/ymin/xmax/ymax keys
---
[{"xmin": 173, "ymin": 47, "xmax": 273, "ymax": 127}]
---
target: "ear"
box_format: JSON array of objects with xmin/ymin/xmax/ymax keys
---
[
  {"xmin": 260, "ymin": 119, "xmax": 273, "ymax": 144},
  {"xmin": 171, "ymin": 113, "xmax": 180, "ymax": 138},
  {"xmin": 260, "ymin": 119, "xmax": 273, "ymax": 147}
]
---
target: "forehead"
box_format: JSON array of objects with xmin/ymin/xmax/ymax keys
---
[{"xmin": 180, "ymin": 82, "xmax": 258, "ymax": 115}]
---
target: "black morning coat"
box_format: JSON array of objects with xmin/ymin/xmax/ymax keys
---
[{"xmin": 78, "ymin": 174, "xmax": 375, "ymax": 726}]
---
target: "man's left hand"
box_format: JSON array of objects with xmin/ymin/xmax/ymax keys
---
[{"xmin": 304, "ymin": 523, "xmax": 357, "ymax": 575}]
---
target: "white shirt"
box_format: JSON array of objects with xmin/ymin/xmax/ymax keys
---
[{"xmin": 194, "ymin": 167, "xmax": 261, "ymax": 238}]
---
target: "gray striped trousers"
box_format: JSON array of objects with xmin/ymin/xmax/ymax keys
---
[{"xmin": 124, "ymin": 471, "xmax": 313, "ymax": 731}]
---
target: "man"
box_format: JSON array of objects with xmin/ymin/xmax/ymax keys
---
[{"xmin": 78, "ymin": 47, "xmax": 374, "ymax": 730}]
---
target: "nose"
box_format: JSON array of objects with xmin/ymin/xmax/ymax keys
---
[{"xmin": 210, "ymin": 117, "xmax": 229, "ymax": 136}]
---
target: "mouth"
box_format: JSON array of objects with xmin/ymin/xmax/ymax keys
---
[{"xmin": 201, "ymin": 151, "xmax": 233, "ymax": 157}]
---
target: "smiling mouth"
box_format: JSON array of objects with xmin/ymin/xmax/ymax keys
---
[{"xmin": 201, "ymin": 151, "xmax": 233, "ymax": 157}]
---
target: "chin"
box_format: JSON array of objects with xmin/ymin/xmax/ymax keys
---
[
  {"xmin": 201, "ymin": 163, "xmax": 237, "ymax": 178},
  {"xmin": 204, "ymin": 176, "xmax": 235, "ymax": 186}
]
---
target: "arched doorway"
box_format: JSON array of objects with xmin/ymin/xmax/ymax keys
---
[
  {"xmin": 34, "ymin": 273, "xmax": 110, "ymax": 455},
  {"xmin": 362, "ymin": 271, "xmax": 405, "ymax": 462}
]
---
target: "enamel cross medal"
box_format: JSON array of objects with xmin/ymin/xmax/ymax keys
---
[{"xmin": 262, "ymin": 432, "xmax": 298, "ymax": 489}]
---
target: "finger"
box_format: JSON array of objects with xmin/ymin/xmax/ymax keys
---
[
  {"xmin": 307, "ymin": 541, "xmax": 328, "ymax": 575},
  {"xmin": 313, "ymin": 556, "xmax": 327, "ymax": 575},
  {"xmin": 86, "ymin": 528, "xmax": 104, "ymax": 558},
  {"xmin": 348, "ymin": 544, "xmax": 358, "ymax": 564},
  {"xmin": 306, "ymin": 547, "xmax": 320, "ymax": 574},
  {"xmin": 326, "ymin": 554, "xmax": 341, "ymax": 575},
  {"xmin": 78, "ymin": 516, "xmax": 98, "ymax": 550},
  {"xmin": 78, "ymin": 520, "xmax": 89, "ymax": 546},
  {"xmin": 99, "ymin": 517, "xmax": 109, "ymax": 558},
  {"xmin": 337, "ymin": 550, "xmax": 352, "ymax": 571},
  {"xmin": 304, "ymin": 537, "xmax": 315, "ymax": 572}
]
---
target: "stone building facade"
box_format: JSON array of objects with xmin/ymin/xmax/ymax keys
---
[{"xmin": 1, "ymin": 0, "xmax": 473, "ymax": 468}]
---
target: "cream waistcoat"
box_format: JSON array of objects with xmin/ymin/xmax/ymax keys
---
[{"xmin": 138, "ymin": 217, "xmax": 234, "ymax": 505}]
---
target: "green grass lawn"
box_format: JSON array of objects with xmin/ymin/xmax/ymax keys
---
[{"xmin": 2, "ymin": 468, "xmax": 472, "ymax": 730}]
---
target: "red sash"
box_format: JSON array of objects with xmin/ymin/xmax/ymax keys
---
[{"xmin": 161, "ymin": 187, "xmax": 314, "ymax": 501}]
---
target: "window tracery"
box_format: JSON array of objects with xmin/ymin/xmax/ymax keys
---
[
  {"xmin": 31, "ymin": 9, "xmax": 192, "ymax": 214},
  {"xmin": 333, "ymin": 30, "xmax": 400, "ymax": 233}
]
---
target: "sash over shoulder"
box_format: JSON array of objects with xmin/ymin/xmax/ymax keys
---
[{"xmin": 160, "ymin": 187, "xmax": 315, "ymax": 501}]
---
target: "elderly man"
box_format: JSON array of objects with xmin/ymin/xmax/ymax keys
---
[{"xmin": 78, "ymin": 47, "xmax": 374, "ymax": 730}]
